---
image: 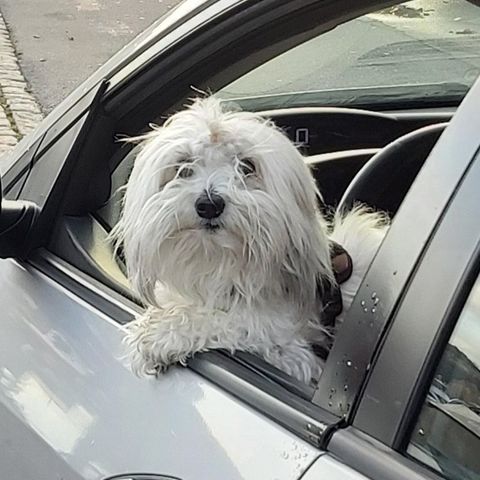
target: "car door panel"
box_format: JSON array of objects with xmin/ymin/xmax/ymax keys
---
[
  {"xmin": 0, "ymin": 258, "xmax": 319, "ymax": 480},
  {"xmin": 302, "ymin": 453, "xmax": 372, "ymax": 480}
]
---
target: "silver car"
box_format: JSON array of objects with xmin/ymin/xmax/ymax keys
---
[{"xmin": 1, "ymin": 1, "xmax": 479, "ymax": 479}]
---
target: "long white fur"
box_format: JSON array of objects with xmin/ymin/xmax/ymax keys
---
[{"xmin": 113, "ymin": 97, "xmax": 388, "ymax": 383}]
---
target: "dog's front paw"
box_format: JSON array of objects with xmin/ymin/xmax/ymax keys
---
[
  {"xmin": 123, "ymin": 313, "xmax": 191, "ymax": 377},
  {"xmin": 261, "ymin": 342, "xmax": 324, "ymax": 384}
]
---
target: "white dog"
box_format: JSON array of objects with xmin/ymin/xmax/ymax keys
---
[{"xmin": 113, "ymin": 97, "xmax": 387, "ymax": 383}]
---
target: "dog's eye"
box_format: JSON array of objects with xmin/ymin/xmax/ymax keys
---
[
  {"xmin": 239, "ymin": 158, "xmax": 256, "ymax": 176},
  {"xmin": 176, "ymin": 163, "xmax": 194, "ymax": 179}
]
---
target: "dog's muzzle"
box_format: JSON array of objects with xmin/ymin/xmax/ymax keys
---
[{"xmin": 195, "ymin": 192, "xmax": 225, "ymax": 220}]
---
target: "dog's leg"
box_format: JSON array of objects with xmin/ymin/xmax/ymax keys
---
[
  {"xmin": 124, "ymin": 304, "xmax": 257, "ymax": 376},
  {"xmin": 125, "ymin": 306, "xmax": 322, "ymax": 383},
  {"xmin": 257, "ymin": 340, "xmax": 324, "ymax": 384},
  {"xmin": 123, "ymin": 306, "xmax": 210, "ymax": 376}
]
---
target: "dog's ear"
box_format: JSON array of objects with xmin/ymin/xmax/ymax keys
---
[
  {"xmin": 112, "ymin": 131, "xmax": 172, "ymax": 306},
  {"xmin": 261, "ymin": 128, "xmax": 320, "ymax": 218},
  {"xmin": 255, "ymin": 130, "xmax": 333, "ymax": 305}
]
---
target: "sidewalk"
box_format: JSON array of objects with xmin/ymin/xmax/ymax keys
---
[{"xmin": 0, "ymin": 11, "xmax": 43, "ymax": 159}]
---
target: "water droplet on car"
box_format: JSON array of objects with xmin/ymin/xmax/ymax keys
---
[
  {"xmin": 371, "ymin": 308, "xmax": 376, "ymax": 313},
  {"xmin": 346, "ymin": 360, "xmax": 352, "ymax": 367},
  {"xmin": 418, "ymin": 428, "xmax": 425, "ymax": 436},
  {"xmin": 330, "ymin": 387, "xmax": 336, "ymax": 393},
  {"xmin": 361, "ymin": 300, "xmax": 366, "ymax": 306},
  {"xmin": 344, "ymin": 384, "xmax": 348, "ymax": 391},
  {"xmin": 363, "ymin": 307, "xmax": 368, "ymax": 313},
  {"xmin": 371, "ymin": 292, "xmax": 377, "ymax": 299},
  {"xmin": 328, "ymin": 401, "xmax": 333, "ymax": 407},
  {"xmin": 374, "ymin": 297, "xmax": 379, "ymax": 305}
]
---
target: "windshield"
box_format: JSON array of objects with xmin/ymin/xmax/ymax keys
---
[{"xmin": 217, "ymin": 0, "xmax": 480, "ymax": 110}]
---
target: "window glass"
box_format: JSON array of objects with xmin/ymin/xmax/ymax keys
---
[
  {"xmin": 407, "ymin": 275, "xmax": 480, "ymax": 480},
  {"xmin": 217, "ymin": 0, "xmax": 480, "ymax": 111}
]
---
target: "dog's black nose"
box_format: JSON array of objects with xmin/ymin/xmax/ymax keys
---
[{"xmin": 195, "ymin": 193, "xmax": 225, "ymax": 219}]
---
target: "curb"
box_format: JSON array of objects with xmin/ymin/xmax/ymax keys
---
[{"xmin": 0, "ymin": 11, "xmax": 43, "ymax": 157}]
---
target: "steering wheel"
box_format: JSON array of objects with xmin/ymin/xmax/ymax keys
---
[{"xmin": 338, "ymin": 123, "xmax": 448, "ymax": 215}]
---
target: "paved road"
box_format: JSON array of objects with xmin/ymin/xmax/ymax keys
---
[{"xmin": 0, "ymin": 0, "xmax": 182, "ymax": 113}]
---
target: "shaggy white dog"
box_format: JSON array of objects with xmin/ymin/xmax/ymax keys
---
[{"xmin": 113, "ymin": 97, "xmax": 387, "ymax": 383}]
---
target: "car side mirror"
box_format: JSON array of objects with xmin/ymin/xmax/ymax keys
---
[{"xmin": 0, "ymin": 174, "xmax": 39, "ymax": 258}]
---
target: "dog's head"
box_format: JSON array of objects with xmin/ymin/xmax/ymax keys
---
[{"xmin": 115, "ymin": 97, "xmax": 332, "ymax": 307}]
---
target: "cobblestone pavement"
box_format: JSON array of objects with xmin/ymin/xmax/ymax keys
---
[{"xmin": 0, "ymin": 11, "xmax": 43, "ymax": 160}]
